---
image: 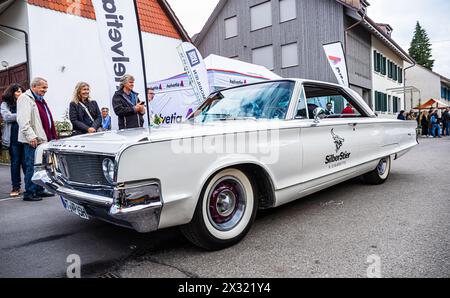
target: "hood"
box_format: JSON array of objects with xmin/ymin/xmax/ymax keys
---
[{"xmin": 47, "ymin": 119, "xmax": 284, "ymax": 155}]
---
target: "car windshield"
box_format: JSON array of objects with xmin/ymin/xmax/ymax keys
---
[{"xmin": 188, "ymin": 81, "xmax": 295, "ymax": 123}]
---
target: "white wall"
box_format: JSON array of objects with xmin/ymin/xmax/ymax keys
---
[
  {"xmin": 142, "ymin": 32, "xmax": 184, "ymax": 82},
  {"xmin": 26, "ymin": 5, "xmax": 184, "ymax": 121},
  {"xmin": 371, "ymin": 36, "xmax": 405, "ymax": 117},
  {"xmin": 0, "ymin": 0, "xmax": 28, "ymax": 68},
  {"xmin": 404, "ymin": 63, "xmax": 441, "ymax": 110}
]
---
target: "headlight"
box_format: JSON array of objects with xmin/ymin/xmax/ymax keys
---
[{"xmin": 102, "ymin": 158, "xmax": 116, "ymax": 184}]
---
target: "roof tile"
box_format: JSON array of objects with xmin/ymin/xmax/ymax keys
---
[{"xmin": 27, "ymin": 0, "xmax": 182, "ymax": 39}]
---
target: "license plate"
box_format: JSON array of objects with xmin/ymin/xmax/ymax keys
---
[{"xmin": 61, "ymin": 197, "xmax": 89, "ymax": 220}]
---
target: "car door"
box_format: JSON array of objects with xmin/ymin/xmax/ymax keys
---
[{"xmin": 295, "ymin": 83, "xmax": 363, "ymax": 185}]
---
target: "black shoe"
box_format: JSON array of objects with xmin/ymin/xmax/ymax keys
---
[
  {"xmin": 23, "ymin": 195, "xmax": 43, "ymax": 202},
  {"xmin": 35, "ymin": 190, "xmax": 54, "ymax": 198}
]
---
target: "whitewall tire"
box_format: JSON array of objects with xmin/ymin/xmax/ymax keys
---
[
  {"xmin": 362, "ymin": 156, "xmax": 392, "ymax": 185},
  {"xmin": 181, "ymin": 168, "xmax": 258, "ymax": 250}
]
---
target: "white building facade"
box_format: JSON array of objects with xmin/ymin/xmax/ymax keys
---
[
  {"xmin": 371, "ymin": 36, "xmax": 405, "ymax": 117},
  {"xmin": 0, "ymin": 0, "xmax": 189, "ymax": 121}
]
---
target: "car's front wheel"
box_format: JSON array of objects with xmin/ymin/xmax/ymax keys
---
[
  {"xmin": 362, "ymin": 156, "xmax": 391, "ymax": 185},
  {"xmin": 181, "ymin": 168, "xmax": 258, "ymax": 250}
]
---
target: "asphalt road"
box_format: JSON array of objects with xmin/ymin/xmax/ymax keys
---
[{"xmin": 0, "ymin": 138, "xmax": 449, "ymax": 278}]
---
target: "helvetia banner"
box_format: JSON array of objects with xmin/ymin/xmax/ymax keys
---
[
  {"xmin": 323, "ymin": 42, "xmax": 349, "ymax": 87},
  {"xmin": 92, "ymin": 0, "xmax": 147, "ymax": 128},
  {"xmin": 177, "ymin": 42, "xmax": 210, "ymax": 104}
]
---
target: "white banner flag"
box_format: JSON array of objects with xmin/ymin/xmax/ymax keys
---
[
  {"xmin": 92, "ymin": 0, "xmax": 147, "ymax": 129},
  {"xmin": 323, "ymin": 42, "xmax": 349, "ymax": 87},
  {"xmin": 177, "ymin": 42, "xmax": 210, "ymax": 104}
]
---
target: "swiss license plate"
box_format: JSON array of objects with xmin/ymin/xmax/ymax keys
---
[{"xmin": 61, "ymin": 197, "xmax": 89, "ymax": 220}]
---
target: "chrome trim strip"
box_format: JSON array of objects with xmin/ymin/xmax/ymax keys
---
[{"xmin": 32, "ymin": 169, "xmax": 113, "ymax": 206}]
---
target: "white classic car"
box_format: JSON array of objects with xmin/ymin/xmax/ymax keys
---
[{"xmin": 33, "ymin": 79, "xmax": 418, "ymax": 250}]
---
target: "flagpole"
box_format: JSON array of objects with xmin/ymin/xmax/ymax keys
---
[{"xmin": 133, "ymin": 0, "xmax": 151, "ymax": 128}]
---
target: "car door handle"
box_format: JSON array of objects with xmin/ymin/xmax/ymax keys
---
[{"xmin": 348, "ymin": 123, "xmax": 358, "ymax": 127}]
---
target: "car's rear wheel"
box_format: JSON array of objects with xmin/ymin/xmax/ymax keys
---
[
  {"xmin": 181, "ymin": 168, "xmax": 258, "ymax": 250},
  {"xmin": 362, "ymin": 156, "xmax": 391, "ymax": 185}
]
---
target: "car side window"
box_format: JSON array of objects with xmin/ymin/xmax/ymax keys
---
[{"xmin": 303, "ymin": 85, "xmax": 365, "ymax": 119}]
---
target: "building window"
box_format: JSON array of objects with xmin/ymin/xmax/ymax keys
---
[
  {"xmin": 398, "ymin": 67, "xmax": 403, "ymax": 84},
  {"xmin": 381, "ymin": 56, "xmax": 387, "ymax": 75},
  {"xmin": 280, "ymin": 0, "xmax": 296, "ymax": 23},
  {"xmin": 393, "ymin": 64, "xmax": 398, "ymax": 81},
  {"xmin": 281, "ymin": 43, "xmax": 298, "ymax": 68},
  {"xmin": 374, "ymin": 50, "xmax": 385, "ymax": 75},
  {"xmin": 374, "ymin": 51, "xmax": 381, "ymax": 72},
  {"xmin": 225, "ymin": 16, "xmax": 238, "ymax": 39},
  {"xmin": 388, "ymin": 61, "xmax": 392, "ymax": 79},
  {"xmin": 373, "ymin": 50, "xmax": 377, "ymax": 72},
  {"xmin": 393, "ymin": 96, "xmax": 400, "ymax": 113},
  {"xmin": 250, "ymin": 1, "xmax": 272, "ymax": 31},
  {"xmin": 375, "ymin": 91, "xmax": 388, "ymax": 112},
  {"xmin": 252, "ymin": 45, "xmax": 274, "ymax": 70}
]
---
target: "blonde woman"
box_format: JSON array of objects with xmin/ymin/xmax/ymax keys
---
[{"xmin": 69, "ymin": 82, "xmax": 102, "ymax": 135}]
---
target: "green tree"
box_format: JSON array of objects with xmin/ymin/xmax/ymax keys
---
[{"xmin": 408, "ymin": 22, "xmax": 434, "ymax": 70}]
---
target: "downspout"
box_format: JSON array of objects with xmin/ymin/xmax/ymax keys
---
[
  {"xmin": 0, "ymin": 24, "xmax": 30, "ymax": 86},
  {"xmin": 344, "ymin": 10, "xmax": 366, "ymax": 54}
]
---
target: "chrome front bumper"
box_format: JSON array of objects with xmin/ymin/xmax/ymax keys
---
[{"xmin": 32, "ymin": 168, "xmax": 163, "ymax": 233}]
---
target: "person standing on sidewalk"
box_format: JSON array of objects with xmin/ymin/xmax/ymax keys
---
[
  {"xmin": 1, "ymin": 84, "xmax": 26, "ymax": 197},
  {"xmin": 17, "ymin": 77, "xmax": 58, "ymax": 201},
  {"xmin": 420, "ymin": 111, "xmax": 429, "ymax": 137},
  {"xmin": 442, "ymin": 107, "xmax": 450, "ymax": 137},
  {"xmin": 430, "ymin": 110, "xmax": 441, "ymax": 138},
  {"xmin": 101, "ymin": 107, "xmax": 112, "ymax": 131},
  {"xmin": 69, "ymin": 82, "xmax": 102, "ymax": 135},
  {"xmin": 112, "ymin": 74, "xmax": 146, "ymax": 130}
]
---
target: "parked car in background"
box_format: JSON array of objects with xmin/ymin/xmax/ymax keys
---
[{"xmin": 33, "ymin": 80, "xmax": 418, "ymax": 250}]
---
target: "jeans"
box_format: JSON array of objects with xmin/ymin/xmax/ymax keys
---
[
  {"xmin": 445, "ymin": 122, "xmax": 450, "ymax": 136},
  {"xmin": 431, "ymin": 124, "xmax": 441, "ymax": 137},
  {"xmin": 8, "ymin": 142, "xmax": 25, "ymax": 190},
  {"xmin": 24, "ymin": 144, "xmax": 44, "ymax": 197}
]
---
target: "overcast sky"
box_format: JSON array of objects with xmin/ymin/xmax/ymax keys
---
[{"xmin": 167, "ymin": 0, "xmax": 450, "ymax": 78}]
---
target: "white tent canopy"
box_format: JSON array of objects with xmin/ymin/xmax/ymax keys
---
[{"xmin": 148, "ymin": 55, "xmax": 281, "ymax": 125}]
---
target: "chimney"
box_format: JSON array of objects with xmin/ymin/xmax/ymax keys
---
[{"xmin": 376, "ymin": 23, "xmax": 394, "ymax": 37}]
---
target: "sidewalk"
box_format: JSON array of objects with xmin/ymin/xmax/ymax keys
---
[{"xmin": 0, "ymin": 165, "xmax": 22, "ymax": 200}]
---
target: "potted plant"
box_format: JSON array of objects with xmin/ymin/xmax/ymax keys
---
[{"xmin": 55, "ymin": 109, "xmax": 73, "ymax": 138}]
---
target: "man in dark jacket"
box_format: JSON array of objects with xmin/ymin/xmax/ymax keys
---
[
  {"xmin": 112, "ymin": 74, "xmax": 146, "ymax": 130},
  {"xmin": 443, "ymin": 107, "xmax": 450, "ymax": 136}
]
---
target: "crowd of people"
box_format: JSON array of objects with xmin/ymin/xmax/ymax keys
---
[
  {"xmin": 0, "ymin": 74, "xmax": 154, "ymax": 201},
  {"xmin": 398, "ymin": 108, "xmax": 450, "ymax": 138}
]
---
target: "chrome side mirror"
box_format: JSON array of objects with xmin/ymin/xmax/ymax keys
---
[{"xmin": 313, "ymin": 107, "xmax": 326, "ymax": 123}]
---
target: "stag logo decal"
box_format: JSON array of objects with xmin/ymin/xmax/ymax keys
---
[
  {"xmin": 331, "ymin": 129, "xmax": 344, "ymax": 153},
  {"xmin": 325, "ymin": 129, "xmax": 351, "ymax": 167}
]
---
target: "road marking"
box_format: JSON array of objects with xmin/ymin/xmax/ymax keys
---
[{"xmin": 0, "ymin": 197, "xmax": 22, "ymax": 202}]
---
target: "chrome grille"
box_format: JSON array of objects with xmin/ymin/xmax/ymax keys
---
[{"xmin": 51, "ymin": 152, "xmax": 112, "ymax": 186}]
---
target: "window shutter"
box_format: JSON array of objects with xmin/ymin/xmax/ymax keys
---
[
  {"xmin": 376, "ymin": 53, "xmax": 381, "ymax": 72},
  {"xmin": 374, "ymin": 51, "xmax": 377, "ymax": 72},
  {"xmin": 388, "ymin": 61, "xmax": 392, "ymax": 78}
]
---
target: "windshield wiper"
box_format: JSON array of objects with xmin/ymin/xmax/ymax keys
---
[{"xmin": 218, "ymin": 116, "xmax": 257, "ymax": 121}]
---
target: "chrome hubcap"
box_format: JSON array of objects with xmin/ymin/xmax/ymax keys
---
[
  {"xmin": 216, "ymin": 190, "xmax": 236, "ymax": 217},
  {"xmin": 377, "ymin": 158, "xmax": 388, "ymax": 176},
  {"xmin": 207, "ymin": 177, "xmax": 246, "ymax": 231}
]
